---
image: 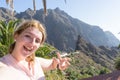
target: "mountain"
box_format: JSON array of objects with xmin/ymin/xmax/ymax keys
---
[
  {"xmin": 0, "ymin": 7, "xmax": 120, "ymax": 52},
  {"xmin": 105, "ymin": 31, "xmax": 120, "ymax": 47},
  {"xmin": 75, "ymin": 35, "xmax": 120, "ymax": 70},
  {"xmin": 0, "ymin": 7, "xmax": 16, "ymax": 20}
]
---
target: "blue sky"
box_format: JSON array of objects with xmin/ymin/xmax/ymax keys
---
[{"xmin": 1, "ymin": 0, "xmax": 120, "ymax": 40}]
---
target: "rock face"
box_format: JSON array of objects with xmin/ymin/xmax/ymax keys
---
[
  {"xmin": 105, "ymin": 31, "xmax": 120, "ymax": 47},
  {"xmin": 0, "ymin": 7, "xmax": 16, "ymax": 20},
  {"xmin": 75, "ymin": 34, "xmax": 120, "ymax": 70}
]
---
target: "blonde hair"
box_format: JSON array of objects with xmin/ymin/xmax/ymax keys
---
[{"xmin": 9, "ymin": 19, "xmax": 46, "ymax": 63}]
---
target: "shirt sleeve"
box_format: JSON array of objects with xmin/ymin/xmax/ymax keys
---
[{"xmin": 35, "ymin": 57, "xmax": 53, "ymax": 70}]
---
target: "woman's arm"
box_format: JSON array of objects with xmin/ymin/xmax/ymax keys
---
[
  {"xmin": 39, "ymin": 52, "xmax": 71, "ymax": 72},
  {"xmin": 38, "ymin": 57, "xmax": 59, "ymax": 71}
]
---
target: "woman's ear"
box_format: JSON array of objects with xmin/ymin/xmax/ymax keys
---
[{"xmin": 14, "ymin": 34, "xmax": 18, "ymax": 41}]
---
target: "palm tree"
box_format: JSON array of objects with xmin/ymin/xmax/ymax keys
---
[{"xmin": 5, "ymin": 0, "xmax": 66, "ymax": 16}]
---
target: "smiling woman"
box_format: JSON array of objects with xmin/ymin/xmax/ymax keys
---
[{"xmin": 0, "ymin": 19, "xmax": 70, "ymax": 80}]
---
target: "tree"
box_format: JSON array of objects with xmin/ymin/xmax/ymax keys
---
[{"xmin": 5, "ymin": 0, "xmax": 66, "ymax": 16}]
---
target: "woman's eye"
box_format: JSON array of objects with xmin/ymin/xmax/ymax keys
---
[
  {"xmin": 25, "ymin": 35, "xmax": 30, "ymax": 38},
  {"xmin": 36, "ymin": 39, "xmax": 40, "ymax": 43}
]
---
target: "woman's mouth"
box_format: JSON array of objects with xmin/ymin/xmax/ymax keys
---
[{"xmin": 23, "ymin": 46, "xmax": 33, "ymax": 52}]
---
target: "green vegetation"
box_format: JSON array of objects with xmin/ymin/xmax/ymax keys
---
[
  {"xmin": 0, "ymin": 43, "xmax": 8, "ymax": 57},
  {"xmin": 36, "ymin": 43, "xmax": 58, "ymax": 59},
  {"xmin": 115, "ymin": 57, "xmax": 120, "ymax": 70},
  {"xmin": 0, "ymin": 20, "xmax": 20, "ymax": 56},
  {"xmin": 64, "ymin": 52, "xmax": 111, "ymax": 79},
  {"xmin": 0, "ymin": 20, "xmax": 20, "ymax": 47}
]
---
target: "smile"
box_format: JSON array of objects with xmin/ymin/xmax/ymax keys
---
[{"xmin": 23, "ymin": 46, "xmax": 33, "ymax": 52}]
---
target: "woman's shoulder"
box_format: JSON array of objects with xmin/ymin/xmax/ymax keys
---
[
  {"xmin": 0, "ymin": 55, "xmax": 9, "ymax": 67},
  {"xmin": 0, "ymin": 60, "xmax": 7, "ymax": 67},
  {"xmin": 0, "ymin": 55, "xmax": 11, "ymax": 69},
  {"xmin": 0, "ymin": 64, "xmax": 19, "ymax": 80}
]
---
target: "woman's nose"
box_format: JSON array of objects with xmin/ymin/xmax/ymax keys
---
[{"xmin": 30, "ymin": 38, "xmax": 36, "ymax": 45}]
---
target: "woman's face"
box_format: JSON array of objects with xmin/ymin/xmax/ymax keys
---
[{"xmin": 14, "ymin": 27, "xmax": 43, "ymax": 57}]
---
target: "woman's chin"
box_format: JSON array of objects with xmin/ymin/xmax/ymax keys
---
[{"xmin": 22, "ymin": 50, "xmax": 32, "ymax": 57}]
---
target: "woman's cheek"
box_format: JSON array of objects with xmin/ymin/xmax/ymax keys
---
[
  {"xmin": 22, "ymin": 36, "xmax": 31, "ymax": 43},
  {"xmin": 36, "ymin": 44, "xmax": 40, "ymax": 49}
]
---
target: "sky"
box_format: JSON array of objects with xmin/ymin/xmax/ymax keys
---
[{"xmin": 0, "ymin": 0, "xmax": 120, "ymax": 40}]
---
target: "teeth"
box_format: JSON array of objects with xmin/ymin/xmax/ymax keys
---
[{"xmin": 25, "ymin": 46, "xmax": 33, "ymax": 51}]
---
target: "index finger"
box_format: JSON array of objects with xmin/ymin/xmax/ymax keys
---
[{"xmin": 57, "ymin": 52, "xmax": 62, "ymax": 60}]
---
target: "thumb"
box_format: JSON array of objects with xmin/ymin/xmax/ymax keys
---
[{"xmin": 52, "ymin": 57, "xmax": 60, "ymax": 69}]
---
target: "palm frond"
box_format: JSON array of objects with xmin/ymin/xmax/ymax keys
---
[
  {"xmin": 10, "ymin": 0, "xmax": 14, "ymax": 18},
  {"xmin": 64, "ymin": 0, "xmax": 67, "ymax": 4},
  {"xmin": 5, "ymin": 0, "xmax": 14, "ymax": 19},
  {"xmin": 6, "ymin": 0, "xmax": 10, "ymax": 5},
  {"xmin": 10, "ymin": 0, "xmax": 14, "ymax": 9},
  {"xmin": 42, "ymin": 0, "xmax": 47, "ymax": 15},
  {"xmin": 0, "ymin": 20, "xmax": 20, "ymax": 47},
  {"xmin": 33, "ymin": 0, "xmax": 36, "ymax": 14},
  {"xmin": 6, "ymin": 0, "xmax": 14, "ymax": 9}
]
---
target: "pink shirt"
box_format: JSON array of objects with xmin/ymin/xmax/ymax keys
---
[{"xmin": 0, "ymin": 54, "xmax": 45, "ymax": 80}]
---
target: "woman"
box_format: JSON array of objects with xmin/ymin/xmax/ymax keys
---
[{"xmin": 0, "ymin": 19, "xmax": 70, "ymax": 80}]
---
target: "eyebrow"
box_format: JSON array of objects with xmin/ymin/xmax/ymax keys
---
[
  {"xmin": 24, "ymin": 31, "xmax": 33, "ymax": 35},
  {"xmin": 25, "ymin": 31, "xmax": 41, "ymax": 39}
]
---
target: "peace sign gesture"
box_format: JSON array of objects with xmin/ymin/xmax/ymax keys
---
[{"xmin": 52, "ymin": 52, "xmax": 71, "ymax": 70}]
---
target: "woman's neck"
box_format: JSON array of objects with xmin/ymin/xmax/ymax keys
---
[
  {"xmin": 11, "ymin": 50, "xmax": 26, "ymax": 62},
  {"xmin": 9, "ymin": 53, "xmax": 34, "ymax": 77}
]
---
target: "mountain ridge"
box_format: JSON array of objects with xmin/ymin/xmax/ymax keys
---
[{"xmin": 0, "ymin": 7, "xmax": 120, "ymax": 51}]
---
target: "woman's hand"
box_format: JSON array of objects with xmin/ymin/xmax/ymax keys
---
[{"xmin": 52, "ymin": 52, "xmax": 71, "ymax": 70}]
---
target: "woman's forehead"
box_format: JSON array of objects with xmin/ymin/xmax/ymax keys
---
[{"xmin": 23, "ymin": 27, "xmax": 42, "ymax": 38}]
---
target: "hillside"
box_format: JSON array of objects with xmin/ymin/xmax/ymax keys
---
[
  {"xmin": 75, "ymin": 35, "xmax": 120, "ymax": 70},
  {"xmin": 67, "ymin": 51, "xmax": 111, "ymax": 79}
]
